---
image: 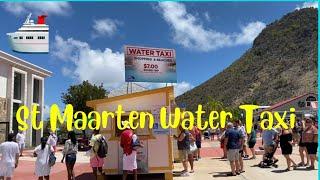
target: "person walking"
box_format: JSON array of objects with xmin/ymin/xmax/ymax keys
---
[
  {"xmin": 47, "ymin": 131, "xmax": 58, "ymax": 152},
  {"xmin": 280, "ymin": 127, "xmax": 297, "ymax": 171},
  {"xmin": 297, "ymin": 118, "xmax": 310, "ymax": 167},
  {"xmin": 219, "ymin": 128, "xmax": 227, "ymax": 159},
  {"xmin": 174, "ymin": 125, "xmax": 190, "ymax": 177},
  {"xmin": 0, "ymin": 133, "xmax": 20, "ymax": 180},
  {"xmin": 302, "ymin": 118, "xmax": 318, "ymax": 170},
  {"xmin": 187, "ymin": 129, "xmax": 196, "ymax": 173},
  {"xmin": 234, "ymin": 120, "xmax": 246, "ymax": 173},
  {"xmin": 61, "ymin": 131, "xmax": 78, "ymax": 180},
  {"xmin": 15, "ymin": 130, "xmax": 25, "ymax": 157},
  {"xmin": 224, "ymin": 122, "xmax": 243, "ymax": 176},
  {"xmin": 89, "ymin": 129, "xmax": 105, "ymax": 180},
  {"xmin": 120, "ymin": 121, "xmax": 143, "ymax": 180},
  {"xmin": 34, "ymin": 137, "xmax": 54, "ymax": 180},
  {"xmin": 247, "ymin": 125, "xmax": 257, "ymax": 159},
  {"xmin": 194, "ymin": 125, "xmax": 202, "ymax": 160}
]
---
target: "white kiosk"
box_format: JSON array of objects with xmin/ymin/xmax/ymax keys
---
[{"xmin": 86, "ymin": 86, "xmax": 174, "ymax": 180}]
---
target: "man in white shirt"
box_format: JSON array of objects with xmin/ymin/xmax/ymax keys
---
[
  {"xmin": 0, "ymin": 133, "xmax": 20, "ymax": 180},
  {"xmin": 47, "ymin": 131, "xmax": 58, "ymax": 152},
  {"xmin": 15, "ymin": 131, "xmax": 25, "ymax": 156}
]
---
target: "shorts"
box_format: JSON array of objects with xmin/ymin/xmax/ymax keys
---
[
  {"xmin": 178, "ymin": 150, "xmax": 188, "ymax": 161},
  {"xmin": 248, "ymin": 141, "xmax": 256, "ymax": 148},
  {"xmin": 0, "ymin": 163, "xmax": 14, "ymax": 177},
  {"xmin": 196, "ymin": 141, "xmax": 201, "ymax": 149},
  {"xmin": 227, "ymin": 149, "xmax": 240, "ymax": 162},
  {"xmin": 123, "ymin": 151, "xmax": 137, "ymax": 171},
  {"xmin": 90, "ymin": 156, "xmax": 104, "ymax": 168},
  {"xmin": 18, "ymin": 143, "xmax": 25, "ymax": 150},
  {"xmin": 66, "ymin": 153, "xmax": 77, "ymax": 166},
  {"xmin": 306, "ymin": 143, "xmax": 318, "ymax": 155}
]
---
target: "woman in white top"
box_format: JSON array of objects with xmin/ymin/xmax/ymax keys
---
[
  {"xmin": 15, "ymin": 131, "xmax": 25, "ymax": 157},
  {"xmin": 61, "ymin": 131, "xmax": 78, "ymax": 180},
  {"xmin": 34, "ymin": 137, "xmax": 54, "ymax": 180}
]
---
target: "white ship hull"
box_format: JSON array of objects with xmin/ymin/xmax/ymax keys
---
[{"xmin": 7, "ymin": 32, "xmax": 49, "ymax": 53}]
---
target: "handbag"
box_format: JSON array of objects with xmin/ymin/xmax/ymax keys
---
[
  {"xmin": 47, "ymin": 145, "xmax": 56, "ymax": 167},
  {"xmin": 189, "ymin": 142, "xmax": 197, "ymax": 153}
]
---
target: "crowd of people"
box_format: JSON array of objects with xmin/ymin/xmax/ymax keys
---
[
  {"xmin": 0, "ymin": 115, "xmax": 318, "ymax": 179},
  {"xmin": 0, "ymin": 121, "xmax": 143, "ymax": 180},
  {"xmin": 175, "ymin": 115, "xmax": 318, "ymax": 177}
]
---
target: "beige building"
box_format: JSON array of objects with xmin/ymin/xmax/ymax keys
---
[
  {"xmin": 87, "ymin": 86, "xmax": 174, "ymax": 180},
  {"xmin": 0, "ymin": 50, "xmax": 52, "ymax": 146}
]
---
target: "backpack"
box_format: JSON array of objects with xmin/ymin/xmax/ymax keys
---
[{"xmin": 96, "ymin": 136, "xmax": 108, "ymax": 158}]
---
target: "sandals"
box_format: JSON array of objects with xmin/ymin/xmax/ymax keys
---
[
  {"xmin": 297, "ymin": 162, "xmax": 305, "ymax": 167},
  {"xmin": 306, "ymin": 166, "xmax": 315, "ymax": 170},
  {"xmin": 227, "ymin": 173, "xmax": 236, "ymax": 176}
]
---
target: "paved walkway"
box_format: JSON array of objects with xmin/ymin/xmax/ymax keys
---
[
  {"xmin": 173, "ymin": 140, "xmax": 318, "ymax": 180},
  {"xmin": 10, "ymin": 140, "xmax": 318, "ymax": 180}
]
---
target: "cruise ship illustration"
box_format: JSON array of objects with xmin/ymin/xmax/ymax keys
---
[{"xmin": 7, "ymin": 13, "xmax": 49, "ymax": 53}]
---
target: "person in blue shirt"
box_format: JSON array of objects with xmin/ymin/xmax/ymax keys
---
[{"xmin": 224, "ymin": 122, "xmax": 243, "ymax": 176}]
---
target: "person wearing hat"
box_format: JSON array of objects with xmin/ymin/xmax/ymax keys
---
[{"xmin": 120, "ymin": 120, "xmax": 143, "ymax": 180}]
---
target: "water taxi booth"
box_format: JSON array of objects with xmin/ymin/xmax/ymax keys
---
[{"xmin": 86, "ymin": 86, "xmax": 174, "ymax": 180}]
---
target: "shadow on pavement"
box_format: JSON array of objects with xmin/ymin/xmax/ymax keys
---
[
  {"xmin": 76, "ymin": 173, "xmax": 95, "ymax": 180},
  {"xmin": 212, "ymin": 171, "xmax": 230, "ymax": 178},
  {"xmin": 104, "ymin": 173, "xmax": 165, "ymax": 180},
  {"xmin": 271, "ymin": 169, "xmax": 290, "ymax": 173}
]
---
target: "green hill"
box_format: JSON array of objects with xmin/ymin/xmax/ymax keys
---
[{"xmin": 176, "ymin": 8, "xmax": 318, "ymax": 110}]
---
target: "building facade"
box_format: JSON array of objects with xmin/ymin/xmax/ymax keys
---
[
  {"xmin": 254, "ymin": 93, "xmax": 318, "ymax": 121},
  {"xmin": 0, "ymin": 50, "xmax": 52, "ymax": 147}
]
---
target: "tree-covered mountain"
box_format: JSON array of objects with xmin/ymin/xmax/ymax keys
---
[{"xmin": 176, "ymin": 8, "xmax": 318, "ymax": 110}]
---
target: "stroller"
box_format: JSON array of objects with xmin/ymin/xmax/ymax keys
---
[{"xmin": 258, "ymin": 141, "xmax": 279, "ymax": 168}]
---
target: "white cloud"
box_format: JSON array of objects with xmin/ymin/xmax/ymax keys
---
[
  {"xmin": 174, "ymin": 81, "xmax": 194, "ymax": 97},
  {"xmin": 52, "ymin": 35, "xmax": 124, "ymax": 88},
  {"xmin": 52, "ymin": 35, "xmax": 194, "ymax": 94},
  {"xmin": 135, "ymin": 82, "xmax": 194, "ymax": 97},
  {"xmin": 235, "ymin": 21, "xmax": 267, "ymax": 45},
  {"xmin": 2, "ymin": 2, "xmax": 71, "ymax": 16},
  {"xmin": 204, "ymin": 12, "xmax": 211, "ymax": 22},
  {"xmin": 296, "ymin": 2, "xmax": 318, "ymax": 10},
  {"xmin": 61, "ymin": 67, "xmax": 73, "ymax": 77},
  {"xmin": 156, "ymin": 2, "xmax": 266, "ymax": 51},
  {"xmin": 92, "ymin": 18, "xmax": 122, "ymax": 38}
]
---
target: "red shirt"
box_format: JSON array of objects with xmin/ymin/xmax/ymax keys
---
[{"xmin": 120, "ymin": 129, "xmax": 133, "ymax": 155}]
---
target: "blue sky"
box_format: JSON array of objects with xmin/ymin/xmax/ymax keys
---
[{"xmin": 0, "ymin": 2, "xmax": 317, "ymax": 117}]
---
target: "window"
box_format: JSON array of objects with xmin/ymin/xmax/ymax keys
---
[
  {"xmin": 306, "ymin": 96, "xmax": 317, "ymax": 107},
  {"xmin": 13, "ymin": 37, "xmax": 18, "ymax": 39},
  {"xmin": 12, "ymin": 103, "xmax": 21, "ymax": 134},
  {"xmin": 33, "ymin": 79, "xmax": 41, "ymax": 103},
  {"xmin": 13, "ymin": 73, "xmax": 22, "ymax": 100},
  {"xmin": 37, "ymin": 36, "xmax": 45, "ymax": 40},
  {"xmin": 19, "ymin": 36, "xmax": 23, "ymax": 39},
  {"xmin": 26, "ymin": 36, "xmax": 34, "ymax": 39}
]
